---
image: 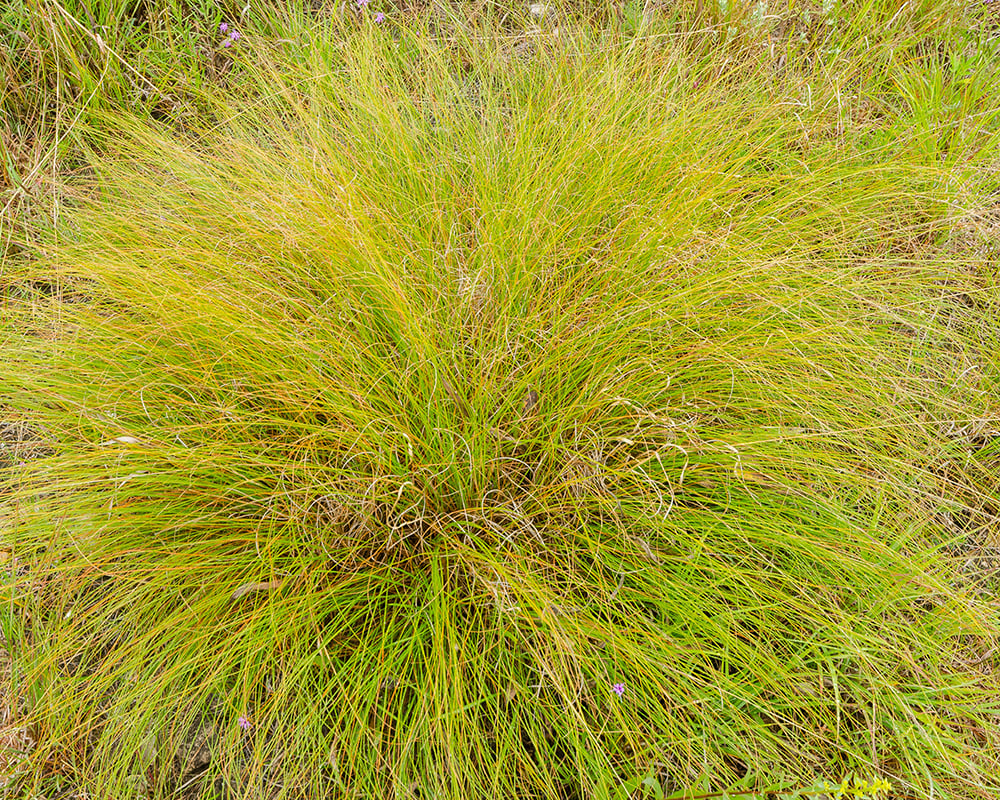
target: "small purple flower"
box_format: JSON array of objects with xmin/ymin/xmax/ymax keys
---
[
  {"xmin": 222, "ymin": 38, "xmax": 232, "ymax": 48},
  {"xmin": 612, "ymin": 683, "xmax": 626, "ymax": 697},
  {"xmin": 357, "ymin": 0, "xmax": 370, "ymax": 6},
  {"xmin": 229, "ymin": 30, "xmax": 240, "ymax": 41},
  {"xmin": 238, "ymin": 715, "xmax": 251, "ymax": 731},
  {"xmin": 374, "ymin": 11, "xmax": 385, "ymax": 22},
  {"xmin": 219, "ymin": 22, "xmax": 228, "ymax": 34}
]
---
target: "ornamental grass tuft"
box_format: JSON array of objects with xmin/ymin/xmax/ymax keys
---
[{"xmin": 3, "ymin": 5, "xmax": 1000, "ymax": 800}]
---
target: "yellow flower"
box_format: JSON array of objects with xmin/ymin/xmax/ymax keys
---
[{"xmin": 820, "ymin": 774, "xmax": 892, "ymax": 799}]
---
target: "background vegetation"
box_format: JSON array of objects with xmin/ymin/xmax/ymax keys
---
[{"xmin": 2, "ymin": 1, "xmax": 1000, "ymax": 799}]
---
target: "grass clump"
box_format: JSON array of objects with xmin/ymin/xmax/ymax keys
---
[{"xmin": 3, "ymin": 4, "xmax": 1000, "ymax": 800}]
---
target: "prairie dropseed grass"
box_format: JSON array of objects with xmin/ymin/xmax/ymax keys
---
[{"xmin": 2, "ymin": 2, "xmax": 1000, "ymax": 800}]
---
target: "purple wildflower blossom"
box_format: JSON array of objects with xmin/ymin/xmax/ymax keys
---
[
  {"xmin": 357, "ymin": 0, "xmax": 370, "ymax": 6},
  {"xmin": 238, "ymin": 715, "xmax": 251, "ymax": 730},
  {"xmin": 374, "ymin": 11, "xmax": 385, "ymax": 22},
  {"xmin": 612, "ymin": 683, "xmax": 626, "ymax": 697},
  {"xmin": 220, "ymin": 22, "xmax": 228, "ymax": 34},
  {"xmin": 222, "ymin": 39, "xmax": 232, "ymax": 47},
  {"xmin": 229, "ymin": 30, "xmax": 240, "ymax": 41}
]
